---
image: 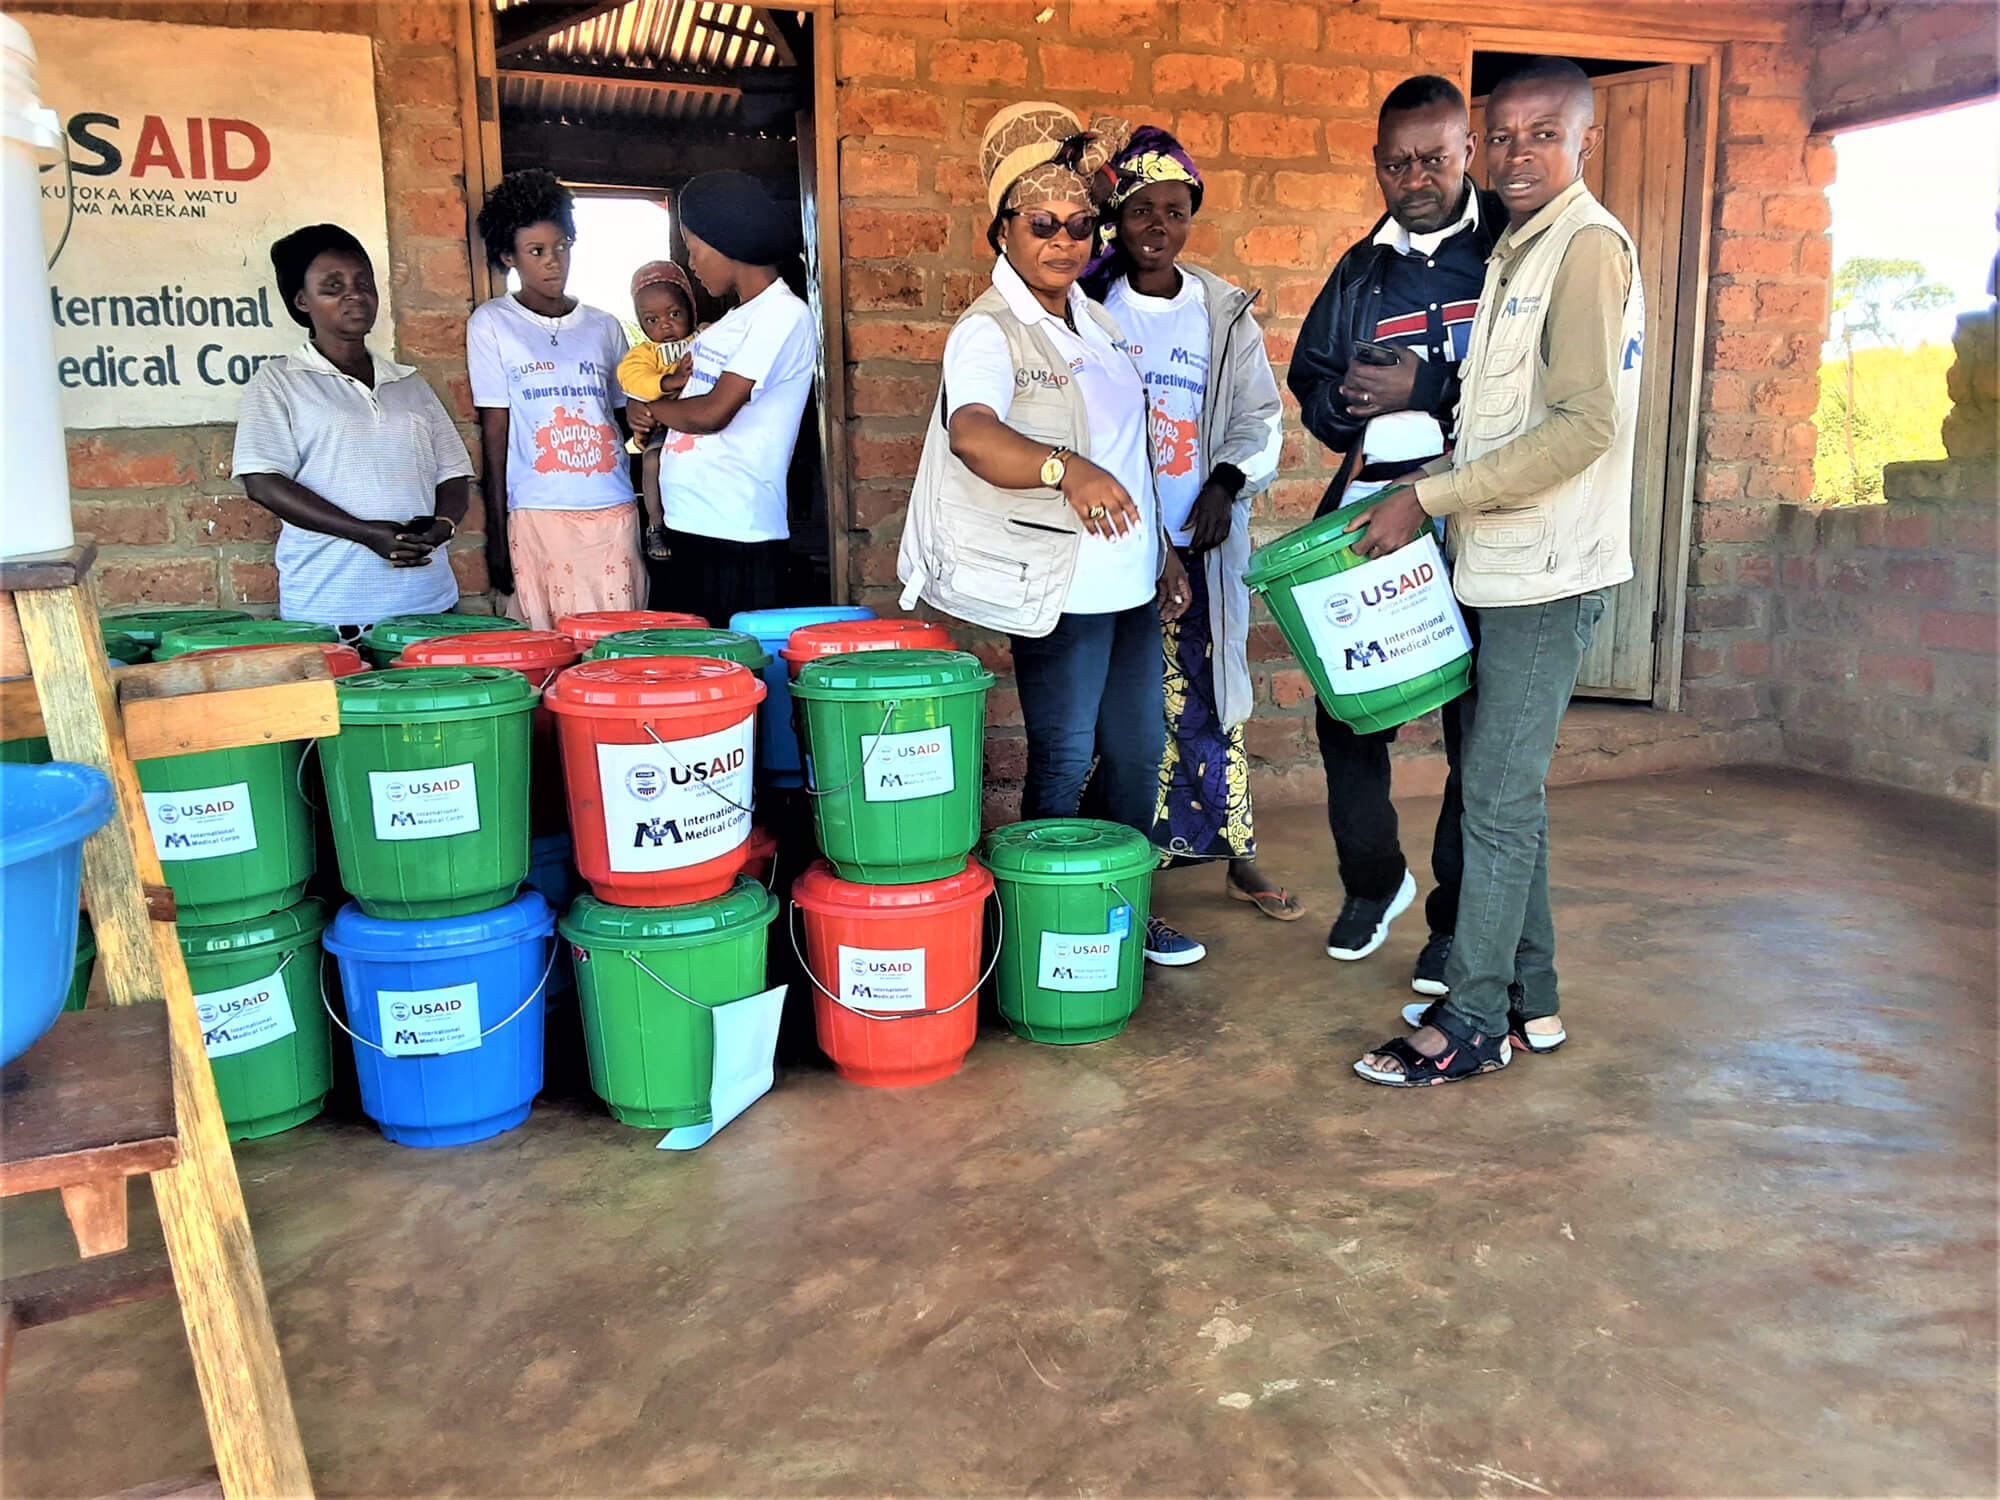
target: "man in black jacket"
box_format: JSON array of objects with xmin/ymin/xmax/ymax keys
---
[{"xmin": 1288, "ymin": 74, "xmax": 1504, "ymax": 994}]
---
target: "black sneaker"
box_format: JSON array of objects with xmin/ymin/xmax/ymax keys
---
[
  {"xmin": 1411, "ymin": 932, "xmax": 1452, "ymax": 996},
  {"xmin": 1324, "ymin": 870, "xmax": 1417, "ymax": 961}
]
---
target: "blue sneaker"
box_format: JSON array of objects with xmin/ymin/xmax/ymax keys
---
[{"xmin": 1143, "ymin": 916, "xmax": 1206, "ymax": 966}]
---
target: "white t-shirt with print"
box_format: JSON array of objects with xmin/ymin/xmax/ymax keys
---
[
  {"xmin": 466, "ymin": 295, "xmax": 631, "ymax": 512},
  {"xmin": 1105, "ymin": 272, "xmax": 1211, "ymax": 545},
  {"xmin": 656, "ymin": 281, "xmax": 818, "ymax": 544},
  {"xmin": 940, "ymin": 258, "xmax": 1157, "ymax": 615}
]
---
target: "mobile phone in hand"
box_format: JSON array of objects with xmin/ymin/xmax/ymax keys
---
[{"xmin": 1351, "ymin": 339, "xmax": 1403, "ymax": 367}]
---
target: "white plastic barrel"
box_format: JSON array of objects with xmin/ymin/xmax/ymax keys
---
[{"xmin": 1, "ymin": 16, "xmax": 74, "ymax": 560}]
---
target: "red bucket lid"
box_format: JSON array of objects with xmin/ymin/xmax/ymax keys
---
[
  {"xmin": 556, "ymin": 609, "xmax": 709, "ymax": 645},
  {"xmin": 174, "ymin": 640, "xmax": 369, "ymax": 677},
  {"xmin": 397, "ymin": 629, "xmax": 582, "ymax": 675},
  {"xmin": 543, "ymin": 655, "xmax": 766, "ymax": 718},
  {"xmin": 781, "ymin": 617, "xmax": 957, "ymax": 668},
  {"xmin": 792, "ymin": 856, "xmax": 992, "ymax": 915}
]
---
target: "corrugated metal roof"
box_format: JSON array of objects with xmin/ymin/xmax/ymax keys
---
[{"xmin": 508, "ymin": 0, "xmax": 784, "ymax": 70}]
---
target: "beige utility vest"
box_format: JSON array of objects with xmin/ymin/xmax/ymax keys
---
[
  {"xmin": 1449, "ymin": 188, "xmax": 1644, "ymax": 608},
  {"xmin": 897, "ymin": 286, "xmax": 1123, "ymax": 637}
]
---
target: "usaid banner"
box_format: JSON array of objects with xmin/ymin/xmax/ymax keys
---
[{"xmin": 27, "ymin": 15, "xmax": 392, "ymax": 429}]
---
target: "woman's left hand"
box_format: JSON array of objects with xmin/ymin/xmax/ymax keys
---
[{"xmin": 1157, "ymin": 548, "xmax": 1192, "ymax": 623}]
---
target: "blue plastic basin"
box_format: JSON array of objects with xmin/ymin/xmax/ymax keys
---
[
  {"xmin": 730, "ymin": 606, "xmax": 874, "ymax": 787},
  {"xmin": 2, "ymin": 762, "xmax": 115, "ymax": 1065}
]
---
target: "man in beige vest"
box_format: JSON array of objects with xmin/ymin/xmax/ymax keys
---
[{"xmin": 1342, "ymin": 55, "xmax": 1645, "ymax": 1086}]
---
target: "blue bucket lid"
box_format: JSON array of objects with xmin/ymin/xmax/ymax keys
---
[
  {"xmin": 0, "ymin": 762, "xmax": 115, "ymax": 868},
  {"xmin": 325, "ymin": 889, "xmax": 553, "ymax": 961},
  {"xmin": 727, "ymin": 605, "xmax": 874, "ymax": 647}
]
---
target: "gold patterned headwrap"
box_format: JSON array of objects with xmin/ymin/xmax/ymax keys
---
[{"xmin": 979, "ymin": 102, "xmax": 1133, "ymax": 216}]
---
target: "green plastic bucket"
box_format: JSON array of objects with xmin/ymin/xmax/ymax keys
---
[
  {"xmin": 586, "ymin": 626, "xmax": 772, "ymax": 671},
  {"xmin": 984, "ymin": 819, "xmax": 1155, "ymax": 1045},
  {"xmin": 1, "ymin": 734, "xmax": 51, "ymax": 765},
  {"xmin": 100, "ymin": 608, "xmax": 250, "ymax": 651},
  {"xmin": 1242, "ymin": 491, "xmax": 1473, "ymax": 734},
  {"xmin": 180, "ymin": 900, "xmax": 333, "ymax": 1140},
  {"xmin": 102, "ymin": 630, "xmax": 149, "ymax": 665},
  {"xmin": 791, "ymin": 649, "xmax": 993, "ymax": 884},
  {"xmin": 360, "ymin": 613, "xmax": 525, "ymax": 669},
  {"xmin": 155, "ymin": 619, "xmax": 339, "ymax": 659},
  {"xmin": 66, "ymin": 919, "xmax": 95, "ymax": 1012},
  {"xmin": 319, "ymin": 667, "xmax": 537, "ymax": 919},
  {"xmin": 138, "ymin": 739, "xmax": 316, "ymax": 926},
  {"xmin": 558, "ymin": 878, "xmax": 778, "ymax": 1128}
]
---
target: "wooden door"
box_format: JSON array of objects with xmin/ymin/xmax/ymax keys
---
[{"xmin": 1470, "ymin": 64, "xmax": 1690, "ymax": 698}]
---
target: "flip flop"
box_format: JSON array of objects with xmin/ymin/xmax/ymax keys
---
[{"xmin": 1226, "ymin": 876, "xmax": 1305, "ymax": 922}]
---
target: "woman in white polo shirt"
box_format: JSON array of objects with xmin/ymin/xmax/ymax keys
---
[{"xmin": 232, "ymin": 223, "xmax": 471, "ymax": 629}]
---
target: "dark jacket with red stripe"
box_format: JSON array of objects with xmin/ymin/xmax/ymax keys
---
[{"xmin": 1288, "ymin": 186, "xmax": 1507, "ymax": 506}]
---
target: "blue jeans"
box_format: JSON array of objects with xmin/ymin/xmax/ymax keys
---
[
  {"xmin": 1441, "ymin": 594, "xmax": 1605, "ymax": 1036},
  {"xmin": 1009, "ymin": 604, "xmax": 1166, "ymax": 838}
]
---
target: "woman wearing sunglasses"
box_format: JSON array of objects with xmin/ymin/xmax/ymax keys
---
[{"xmin": 900, "ymin": 102, "xmax": 1201, "ymax": 969}]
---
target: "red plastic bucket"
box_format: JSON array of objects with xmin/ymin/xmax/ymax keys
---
[
  {"xmin": 791, "ymin": 857, "xmax": 993, "ymax": 1088},
  {"xmin": 543, "ymin": 658, "xmax": 765, "ymax": 906},
  {"xmin": 175, "ymin": 640, "xmax": 369, "ymax": 677},
  {"xmin": 781, "ymin": 618, "xmax": 957, "ymax": 679},
  {"xmin": 742, "ymin": 824, "xmax": 778, "ymax": 888},
  {"xmin": 557, "ymin": 610, "xmax": 708, "ymax": 647},
  {"xmin": 397, "ymin": 631, "xmax": 584, "ymax": 836}
]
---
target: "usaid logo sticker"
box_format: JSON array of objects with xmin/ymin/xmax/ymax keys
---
[
  {"xmin": 624, "ymin": 763, "xmax": 664, "ymax": 802},
  {"xmin": 155, "ymin": 801, "xmax": 180, "ymax": 825},
  {"xmin": 389, "ymin": 1000, "xmax": 410, "ymax": 1023},
  {"xmin": 385, "ymin": 780, "xmax": 407, "ymax": 802},
  {"xmin": 1324, "ymin": 593, "xmax": 1360, "ymax": 628}
]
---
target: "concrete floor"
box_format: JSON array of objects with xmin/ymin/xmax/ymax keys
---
[{"xmin": 4, "ymin": 767, "xmax": 1995, "ymax": 1497}]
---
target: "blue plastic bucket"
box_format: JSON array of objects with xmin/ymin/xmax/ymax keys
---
[
  {"xmin": 1, "ymin": 763, "xmax": 115, "ymax": 1065},
  {"xmin": 323, "ymin": 891, "xmax": 554, "ymax": 1147},
  {"xmin": 729, "ymin": 606, "xmax": 874, "ymax": 787},
  {"xmin": 524, "ymin": 831, "xmax": 584, "ymax": 1005}
]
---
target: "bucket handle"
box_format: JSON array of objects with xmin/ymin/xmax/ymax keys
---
[
  {"xmin": 638, "ymin": 721, "xmax": 759, "ymax": 818},
  {"xmin": 784, "ymin": 893, "xmax": 1001, "ymax": 1021},
  {"xmin": 319, "ymin": 940, "xmax": 555, "ymax": 1056},
  {"xmin": 797, "ymin": 699, "xmax": 902, "ymax": 801},
  {"xmin": 297, "ymin": 738, "xmax": 324, "ymax": 812},
  {"xmin": 621, "ymin": 950, "xmax": 775, "ymax": 1013},
  {"xmin": 47, "ymin": 127, "xmax": 76, "ymax": 271}
]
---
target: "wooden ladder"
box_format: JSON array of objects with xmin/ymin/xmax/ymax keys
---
[{"xmin": 1, "ymin": 541, "xmax": 323, "ymax": 1499}]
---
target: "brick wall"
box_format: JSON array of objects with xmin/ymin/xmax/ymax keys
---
[
  {"xmin": 1770, "ymin": 459, "xmax": 1998, "ymax": 804},
  {"xmin": 1810, "ymin": 0, "xmax": 2000, "ymax": 132},
  {"xmin": 15, "ymin": 0, "xmax": 488, "ymax": 615}
]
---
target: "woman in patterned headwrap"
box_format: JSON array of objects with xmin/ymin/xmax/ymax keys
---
[
  {"xmin": 1087, "ymin": 128, "xmax": 1300, "ymax": 923},
  {"xmin": 908, "ymin": 101, "xmax": 1205, "ymax": 968}
]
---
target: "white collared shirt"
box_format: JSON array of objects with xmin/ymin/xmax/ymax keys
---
[
  {"xmin": 1371, "ymin": 183, "xmax": 1482, "ymax": 260},
  {"xmin": 939, "ymin": 256, "xmax": 1157, "ymax": 614},
  {"xmin": 232, "ymin": 341, "xmax": 472, "ymax": 625}
]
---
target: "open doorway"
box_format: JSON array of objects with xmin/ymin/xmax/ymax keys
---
[
  {"xmin": 1469, "ymin": 51, "xmax": 1700, "ymax": 702},
  {"xmin": 482, "ymin": 0, "xmax": 837, "ymax": 606}
]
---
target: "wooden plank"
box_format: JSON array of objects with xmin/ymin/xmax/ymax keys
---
[
  {"xmin": 0, "ymin": 539, "xmax": 99, "ymax": 594},
  {"xmin": 466, "ymin": 0, "xmax": 507, "ymax": 307},
  {"xmin": 122, "ymin": 680, "xmax": 337, "ymax": 761},
  {"xmin": 60, "ymin": 1178, "xmax": 132, "ymax": 1258},
  {"xmin": 1381, "ymin": 0, "xmax": 1791, "ymax": 44},
  {"xmin": 807, "ymin": 16, "xmax": 853, "ymax": 605},
  {"xmin": 0, "ymin": 1007, "xmax": 176, "ymax": 1199},
  {"xmin": 15, "ymin": 585, "xmax": 313, "ymax": 1500},
  {"xmin": 0, "ymin": 591, "xmax": 26, "ymax": 680},
  {"xmin": 3, "ymin": 1249, "xmax": 176, "ymax": 1330}
]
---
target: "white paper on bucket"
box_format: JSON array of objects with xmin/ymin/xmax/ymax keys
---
[
  {"xmin": 598, "ymin": 721, "xmax": 753, "ymax": 874},
  {"xmin": 195, "ymin": 970, "xmax": 295, "ymax": 1060},
  {"xmin": 858, "ymin": 725, "xmax": 955, "ymax": 803},
  {"xmin": 1038, "ymin": 932, "xmax": 1122, "ymax": 993},
  {"xmin": 837, "ymin": 945, "xmax": 926, "ymax": 1011},
  {"xmin": 658, "ymin": 983, "xmax": 786, "ymax": 1151},
  {"xmin": 376, "ymin": 981, "xmax": 481, "ymax": 1057},
  {"xmin": 1288, "ymin": 534, "xmax": 1470, "ymax": 695},
  {"xmin": 144, "ymin": 781, "xmax": 258, "ymax": 861},
  {"xmin": 368, "ymin": 763, "xmax": 480, "ymax": 841}
]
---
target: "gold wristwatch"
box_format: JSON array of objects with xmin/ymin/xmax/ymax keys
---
[{"xmin": 1040, "ymin": 446, "xmax": 1071, "ymax": 488}]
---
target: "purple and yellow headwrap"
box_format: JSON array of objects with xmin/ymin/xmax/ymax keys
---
[{"xmin": 1089, "ymin": 125, "xmax": 1204, "ymax": 274}]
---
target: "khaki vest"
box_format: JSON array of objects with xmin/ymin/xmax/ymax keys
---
[
  {"xmin": 897, "ymin": 287, "xmax": 1128, "ymax": 637},
  {"xmin": 1450, "ymin": 188, "xmax": 1644, "ymax": 608}
]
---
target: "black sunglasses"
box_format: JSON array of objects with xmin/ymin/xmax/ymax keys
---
[{"xmin": 1006, "ymin": 208, "xmax": 1096, "ymax": 243}]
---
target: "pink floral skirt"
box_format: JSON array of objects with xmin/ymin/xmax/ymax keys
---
[{"xmin": 508, "ymin": 504, "xmax": 643, "ymax": 631}]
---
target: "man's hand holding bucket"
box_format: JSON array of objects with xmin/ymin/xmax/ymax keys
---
[{"xmin": 1342, "ymin": 478, "xmax": 1430, "ymax": 560}]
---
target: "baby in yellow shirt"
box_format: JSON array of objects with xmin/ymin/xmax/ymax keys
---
[{"xmin": 618, "ymin": 260, "xmax": 701, "ymax": 560}]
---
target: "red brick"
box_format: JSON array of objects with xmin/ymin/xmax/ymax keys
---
[
  {"xmin": 1039, "ymin": 43, "xmax": 1134, "ymax": 95},
  {"xmin": 838, "ymin": 30, "xmax": 917, "ymax": 80},
  {"xmin": 1229, "ymin": 111, "xmax": 1319, "ymax": 160},
  {"xmin": 1828, "ymin": 557, "xmax": 1872, "ymax": 594},
  {"xmin": 1921, "ymin": 610, "xmax": 2000, "ymax": 653},
  {"xmin": 180, "ymin": 496, "xmax": 279, "ymax": 545},
  {"xmin": 1724, "ymin": 41, "xmax": 1810, "ymax": 94},
  {"xmin": 1243, "ymin": 715, "xmax": 1306, "ymax": 764},
  {"xmin": 1688, "ymin": 593, "xmax": 1757, "ymax": 631},
  {"xmin": 1720, "ymin": 94, "xmax": 1808, "ymax": 141},
  {"xmin": 1269, "ymin": 478, "xmax": 1322, "ymax": 516},
  {"xmin": 1709, "ymin": 284, "xmax": 1757, "ymax": 326},
  {"xmin": 1235, "ymin": 225, "xmax": 1318, "ymax": 268},
  {"xmin": 1683, "ymin": 643, "xmax": 1724, "ymax": 679},
  {"xmin": 1248, "ymin": 623, "xmax": 1290, "ymax": 661},
  {"xmin": 934, "ymin": 157, "xmax": 987, "ymax": 207},
  {"xmin": 1715, "ymin": 192, "xmax": 1763, "ymax": 232},
  {"xmin": 1070, "ymin": 0, "xmax": 1163, "ymax": 38},
  {"xmin": 1268, "ymin": 668, "xmax": 1312, "ymax": 707},
  {"xmin": 1712, "ymin": 234, "xmax": 1794, "ymax": 277},
  {"xmin": 846, "ymin": 263, "xmax": 928, "ymax": 311},
  {"xmin": 1763, "ymin": 192, "xmax": 1831, "ymax": 234},
  {"xmin": 1737, "ymin": 552, "xmax": 1776, "ymax": 589},
  {"xmin": 842, "ymin": 143, "xmax": 920, "ymax": 198},
  {"xmin": 1858, "ymin": 605, "xmax": 1919, "ymax": 646},
  {"xmin": 1682, "ymin": 683, "xmax": 1763, "ymax": 723},
  {"xmin": 1731, "ymin": 639, "xmax": 1771, "ymax": 677},
  {"xmin": 851, "ymin": 484, "xmax": 912, "ymax": 529},
  {"xmin": 1752, "ymin": 377, "xmax": 1822, "ymax": 417},
  {"xmin": 392, "ymin": 310, "xmax": 467, "ymax": 361},
  {"xmin": 449, "ymin": 546, "xmax": 489, "ymax": 597},
  {"xmin": 840, "ymin": 86, "xmax": 946, "ymax": 139},
  {"xmin": 985, "ymin": 688, "xmax": 1022, "ymax": 728},
  {"xmin": 1239, "ymin": 0, "xmax": 1319, "ymax": 47},
  {"xmin": 399, "ymin": 187, "xmax": 468, "ymax": 239},
  {"xmin": 1883, "ymin": 510, "xmax": 1935, "ymax": 549},
  {"xmin": 941, "ymin": 270, "xmax": 986, "ymax": 316},
  {"xmin": 67, "ymin": 433, "xmax": 196, "ymax": 491},
  {"xmin": 1272, "ymin": 169, "xmax": 1372, "ymax": 214},
  {"xmin": 1701, "ymin": 417, "xmax": 1780, "ymax": 460},
  {"xmin": 1797, "ymin": 234, "xmax": 1832, "ymax": 280},
  {"xmin": 1719, "ymin": 143, "xmax": 1804, "ymax": 190},
  {"xmin": 416, "ymin": 244, "xmax": 472, "ymax": 301},
  {"xmin": 1181, "ymin": 0, "xmax": 1226, "ymax": 44},
  {"xmin": 393, "ymin": 3, "xmax": 456, "ymax": 44},
  {"xmin": 1885, "ymin": 558, "xmax": 1954, "ymax": 599},
  {"xmin": 1756, "ymin": 282, "xmax": 1827, "ymax": 324},
  {"xmin": 1693, "ymin": 504, "xmax": 1775, "ymax": 544},
  {"xmin": 1201, "ymin": 169, "xmax": 1245, "ymax": 212},
  {"xmin": 1708, "ymin": 334, "xmax": 1786, "ymax": 374},
  {"xmin": 930, "ymin": 38, "xmax": 1028, "ymax": 86},
  {"xmin": 1187, "ymin": 222, "xmax": 1223, "ymax": 259},
  {"xmin": 1262, "ymin": 324, "xmax": 1296, "ymax": 364},
  {"xmin": 985, "ymin": 732, "xmax": 1027, "ymax": 783},
  {"xmin": 851, "ymin": 541, "xmax": 901, "ymax": 589},
  {"xmin": 71, "ymin": 497, "xmax": 171, "ymax": 547},
  {"xmin": 850, "ymin": 374, "xmax": 934, "ymax": 418},
  {"xmin": 1321, "ymin": 9, "xmax": 1411, "ymax": 55},
  {"xmin": 1950, "ymin": 511, "xmax": 1997, "ymax": 555},
  {"xmin": 1283, "ymin": 63, "xmax": 1370, "ymax": 111},
  {"xmin": 1177, "ymin": 110, "xmax": 1225, "ymax": 157},
  {"xmin": 1859, "ymin": 651, "xmax": 1934, "ymax": 696},
  {"xmin": 847, "ymin": 321, "xmax": 952, "ymax": 362},
  {"xmin": 1805, "ymin": 137, "xmax": 1836, "ymax": 189},
  {"xmin": 1695, "ymin": 462, "xmax": 1745, "ymax": 502},
  {"xmin": 851, "ymin": 430, "xmax": 924, "ymax": 481},
  {"xmin": 1154, "ymin": 53, "xmax": 1245, "ymax": 98},
  {"xmin": 965, "ymin": 637, "xmax": 1014, "ymax": 675},
  {"xmin": 224, "ymin": 560, "xmax": 278, "ymax": 607},
  {"xmin": 843, "ymin": 209, "xmax": 951, "ymax": 257},
  {"xmin": 1251, "ymin": 56, "xmax": 1278, "ymax": 102}
]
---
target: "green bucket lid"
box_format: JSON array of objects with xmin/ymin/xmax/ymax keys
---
[
  {"xmin": 335, "ymin": 665, "xmax": 539, "ymax": 724},
  {"xmin": 177, "ymin": 898, "xmax": 329, "ymax": 958},
  {"xmin": 587, "ymin": 627, "xmax": 772, "ymax": 671},
  {"xmin": 102, "ymin": 631, "xmax": 149, "ymax": 664},
  {"xmin": 791, "ymin": 648, "xmax": 994, "ymax": 700},
  {"xmin": 983, "ymin": 819, "xmax": 1158, "ymax": 884},
  {"xmin": 155, "ymin": 619, "xmax": 339, "ymax": 659},
  {"xmin": 1242, "ymin": 490, "xmax": 1407, "ymax": 592},
  {"xmin": 559, "ymin": 878, "xmax": 778, "ymax": 950},
  {"xmin": 362, "ymin": 612, "xmax": 525, "ymax": 660},
  {"xmin": 101, "ymin": 608, "xmax": 251, "ymax": 649}
]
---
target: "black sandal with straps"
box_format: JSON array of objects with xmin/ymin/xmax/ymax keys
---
[
  {"xmin": 1401, "ymin": 998, "xmax": 1566, "ymax": 1055},
  {"xmin": 1354, "ymin": 1009, "xmax": 1511, "ymax": 1087}
]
